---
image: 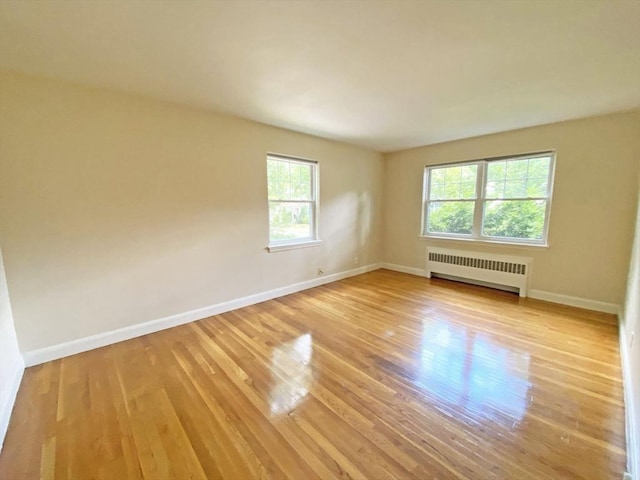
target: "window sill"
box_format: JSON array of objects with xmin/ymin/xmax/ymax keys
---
[
  {"xmin": 418, "ymin": 235, "xmax": 549, "ymax": 249},
  {"xmin": 267, "ymin": 239, "xmax": 322, "ymax": 253}
]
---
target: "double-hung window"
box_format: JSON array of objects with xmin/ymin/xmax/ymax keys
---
[
  {"xmin": 422, "ymin": 152, "xmax": 555, "ymax": 245},
  {"xmin": 267, "ymin": 154, "xmax": 319, "ymax": 250}
]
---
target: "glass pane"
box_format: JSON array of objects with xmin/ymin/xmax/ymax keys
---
[
  {"xmin": 267, "ymin": 159, "xmax": 286, "ymax": 200},
  {"xmin": 486, "ymin": 156, "xmax": 551, "ymax": 199},
  {"xmin": 485, "ymin": 181, "xmax": 504, "ymax": 198},
  {"xmin": 505, "ymin": 159, "xmax": 528, "ymax": 180},
  {"xmin": 528, "ymin": 157, "xmax": 550, "ymax": 178},
  {"xmin": 444, "ymin": 166, "xmax": 463, "ymax": 183},
  {"xmin": 427, "ymin": 201, "xmax": 474, "ymax": 235},
  {"xmin": 526, "ymin": 177, "xmax": 548, "ymax": 197},
  {"xmin": 267, "ymin": 159, "xmax": 312, "ymax": 201},
  {"xmin": 460, "ymin": 182, "xmax": 476, "ymax": 198},
  {"xmin": 461, "ymin": 165, "xmax": 476, "ymax": 182},
  {"xmin": 269, "ymin": 202, "xmax": 312, "ymax": 241},
  {"xmin": 482, "ymin": 200, "xmax": 546, "ymax": 240},
  {"xmin": 431, "ymin": 169, "xmax": 446, "ymax": 184},
  {"xmin": 504, "ymin": 180, "xmax": 526, "ymax": 198},
  {"xmin": 487, "ymin": 161, "xmax": 506, "ymax": 182},
  {"xmin": 429, "ymin": 165, "xmax": 477, "ymax": 200},
  {"xmin": 430, "ymin": 183, "xmax": 445, "ymax": 200},
  {"xmin": 289, "ymin": 163, "xmax": 312, "ymax": 200},
  {"xmin": 445, "ymin": 182, "xmax": 461, "ymax": 199}
]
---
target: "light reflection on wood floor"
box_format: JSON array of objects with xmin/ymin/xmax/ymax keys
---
[{"xmin": 0, "ymin": 269, "xmax": 626, "ymax": 479}]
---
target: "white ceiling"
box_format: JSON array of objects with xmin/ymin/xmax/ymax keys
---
[{"xmin": 1, "ymin": 1, "xmax": 639, "ymax": 152}]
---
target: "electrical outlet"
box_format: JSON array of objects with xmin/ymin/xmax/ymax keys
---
[
  {"xmin": 631, "ymin": 331, "xmax": 635, "ymax": 349},
  {"xmin": 353, "ymin": 256, "xmax": 359, "ymax": 265},
  {"xmin": 317, "ymin": 268, "xmax": 324, "ymax": 276}
]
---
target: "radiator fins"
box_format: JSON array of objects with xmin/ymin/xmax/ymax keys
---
[{"xmin": 427, "ymin": 252, "xmax": 527, "ymax": 275}]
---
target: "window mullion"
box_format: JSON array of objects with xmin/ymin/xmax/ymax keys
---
[{"xmin": 472, "ymin": 161, "xmax": 486, "ymax": 238}]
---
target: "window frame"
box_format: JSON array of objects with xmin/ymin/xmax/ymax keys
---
[
  {"xmin": 266, "ymin": 153, "xmax": 320, "ymax": 252},
  {"xmin": 421, "ymin": 151, "xmax": 556, "ymax": 246}
]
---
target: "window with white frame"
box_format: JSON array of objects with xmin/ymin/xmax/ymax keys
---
[
  {"xmin": 267, "ymin": 154, "xmax": 318, "ymax": 247},
  {"xmin": 422, "ymin": 152, "xmax": 555, "ymax": 245}
]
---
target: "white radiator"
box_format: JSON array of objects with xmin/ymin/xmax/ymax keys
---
[{"xmin": 425, "ymin": 247, "xmax": 532, "ymax": 297}]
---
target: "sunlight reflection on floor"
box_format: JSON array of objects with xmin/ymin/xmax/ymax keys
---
[
  {"xmin": 269, "ymin": 333, "xmax": 313, "ymax": 416},
  {"xmin": 417, "ymin": 319, "xmax": 531, "ymax": 425}
]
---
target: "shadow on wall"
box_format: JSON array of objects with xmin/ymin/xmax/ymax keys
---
[{"xmin": 320, "ymin": 190, "xmax": 375, "ymax": 270}]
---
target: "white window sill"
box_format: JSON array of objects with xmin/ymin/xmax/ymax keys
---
[
  {"xmin": 418, "ymin": 235, "xmax": 549, "ymax": 249},
  {"xmin": 267, "ymin": 239, "xmax": 322, "ymax": 253}
]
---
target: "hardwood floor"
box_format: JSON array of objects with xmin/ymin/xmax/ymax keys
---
[{"xmin": 0, "ymin": 269, "xmax": 626, "ymax": 479}]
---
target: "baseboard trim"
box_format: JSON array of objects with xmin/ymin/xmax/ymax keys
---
[
  {"xmin": 0, "ymin": 356, "xmax": 25, "ymax": 451},
  {"xmin": 23, "ymin": 263, "xmax": 383, "ymax": 367},
  {"xmin": 619, "ymin": 315, "xmax": 638, "ymax": 480},
  {"xmin": 382, "ymin": 263, "xmax": 620, "ymax": 314},
  {"xmin": 528, "ymin": 290, "xmax": 620, "ymax": 314},
  {"xmin": 380, "ymin": 263, "xmax": 427, "ymax": 277}
]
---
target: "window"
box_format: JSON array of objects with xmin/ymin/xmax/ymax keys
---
[
  {"xmin": 267, "ymin": 154, "xmax": 319, "ymax": 250},
  {"xmin": 422, "ymin": 152, "xmax": 555, "ymax": 245}
]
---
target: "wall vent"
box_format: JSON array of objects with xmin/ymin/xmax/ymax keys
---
[{"xmin": 426, "ymin": 247, "xmax": 532, "ymax": 297}]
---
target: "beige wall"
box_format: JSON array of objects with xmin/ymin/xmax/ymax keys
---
[
  {"xmin": 0, "ymin": 70, "xmax": 384, "ymax": 352},
  {"xmin": 1, "ymin": 67, "xmax": 638, "ymax": 356},
  {"xmin": 383, "ymin": 110, "xmax": 640, "ymax": 305}
]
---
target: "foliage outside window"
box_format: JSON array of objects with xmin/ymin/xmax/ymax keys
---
[
  {"xmin": 422, "ymin": 152, "xmax": 555, "ymax": 245},
  {"xmin": 267, "ymin": 154, "xmax": 318, "ymax": 245}
]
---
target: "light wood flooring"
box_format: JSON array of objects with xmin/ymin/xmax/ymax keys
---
[{"xmin": 0, "ymin": 269, "xmax": 626, "ymax": 479}]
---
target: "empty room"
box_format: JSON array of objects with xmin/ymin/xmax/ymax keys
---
[{"xmin": 0, "ymin": 1, "xmax": 639, "ymax": 479}]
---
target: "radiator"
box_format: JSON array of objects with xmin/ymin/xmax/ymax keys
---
[{"xmin": 425, "ymin": 247, "xmax": 532, "ymax": 297}]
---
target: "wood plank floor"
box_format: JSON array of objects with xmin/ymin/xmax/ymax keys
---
[{"xmin": 0, "ymin": 269, "xmax": 626, "ymax": 479}]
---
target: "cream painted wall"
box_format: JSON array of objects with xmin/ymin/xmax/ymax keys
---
[
  {"xmin": 383, "ymin": 110, "xmax": 640, "ymax": 305},
  {"xmin": 0, "ymin": 70, "xmax": 383, "ymax": 353},
  {"xmin": 0, "ymin": 245, "xmax": 23, "ymax": 448}
]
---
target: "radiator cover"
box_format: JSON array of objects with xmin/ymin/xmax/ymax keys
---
[{"xmin": 425, "ymin": 247, "xmax": 532, "ymax": 297}]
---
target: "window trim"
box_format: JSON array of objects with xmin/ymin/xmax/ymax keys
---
[
  {"xmin": 266, "ymin": 153, "xmax": 320, "ymax": 252},
  {"xmin": 421, "ymin": 151, "xmax": 556, "ymax": 246}
]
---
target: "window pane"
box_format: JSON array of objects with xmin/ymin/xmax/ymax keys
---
[
  {"xmin": 444, "ymin": 166, "xmax": 463, "ymax": 183},
  {"xmin": 445, "ymin": 182, "xmax": 460, "ymax": 199},
  {"xmin": 526, "ymin": 177, "xmax": 548, "ymax": 197},
  {"xmin": 269, "ymin": 202, "xmax": 312, "ymax": 241},
  {"xmin": 482, "ymin": 200, "xmax": 546, "ymax": 239},
  {"xmin": 267, "ymin": 159, "xmax": 287, "ymax": 200},
  {"xmin": 460, "ymin": 182, "xmax": 476, "ymax": 198},
  {"xmin": 427, "ymin": 201, "xmax": 474, "ymax": 235},
  {"xmin": 429, "ymin": 165, "xmax": 477, "ymax": 200},
  {"xmin": 487, "ymin": 161, "xmax": 506, "ymax": 182},
  {"xmin": 486, "ymin": 156, "xmax": 551, "ymax": 200},
  {"xmin": 528, "ymin": 157, "xmax": 550, "ymax": 178},
  {"xmin": 504, "ymin": 180, "xmax": 526, "ymax": 198},
  {"xmin": 485, "ymin": 181, "xmax": 504, "ymax": 198},
  {"xmin": 267, "ymin": 159, "xmax": 312, "ymax": 201},
  {"xmin": 430, "ymin": 183, "xmax": 445, "ymax": 200},
  {"xmin": 431, "ymin": 169, "xmax": 446, "ymax": 184},
  {"xmin": 289, "ymin": 163, "xmax": 312, "ymax": 200},
  {"xmin": 461, "ymin": 165, "xmax": 476, "ymax": 182},
  {"xmin": 505, "ymin": 159, "xmax": 528, "ymax": 180}
]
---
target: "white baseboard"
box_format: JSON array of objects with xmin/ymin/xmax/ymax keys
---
[
  {"xmin": 382, "ymin": 263, "xmax": 620, "ymax": 314},
  {"xmin": 381, "ymin": 263, "xmax": 427, "ymax": 277},
  {"xmin": 619, "ymin": 316, "xmax": 638, "ymax": 480},
  {"xmin": 0, "ymin": 356, "xmax": 25, "ymax": 451},
  {"xmin": 528, "ymin": 289, "xmax": 620, "ymax": 314},
  {"xmin": 23, "ymin": 263, "xmax": 383, "ymax": 367}
]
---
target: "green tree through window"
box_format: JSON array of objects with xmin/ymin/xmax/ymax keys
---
[
  {"xmin": 267, "ymin": 155, "xmax": 317, "ymax": 244},
  {"xmin": 423, "ymin": 153, "xmax": 554, "ymax": 244}
]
